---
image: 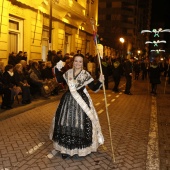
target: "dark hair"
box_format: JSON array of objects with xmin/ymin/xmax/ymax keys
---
[
  {"xmin": 5, "ymin": 64, "xmax": 13, "ymax": 72},
  {"xmin": 73, "ymin": 53, "xmax": 84, "ymax": 59},
  {"xmin": 57, "ymin": 51, "xmax": 62, "ymax": 55},
  {"xmin": 31, "ymin": 61, "xmax": 39, "ymax": 68},
  {"xmin": 77, "ymin": 50, "xmax": 81, "ymax": 54}
]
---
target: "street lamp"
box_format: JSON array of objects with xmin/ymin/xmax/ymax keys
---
[
  {"xmin": 119, "ymin": 37, "xmax": 125, "ymax": 44},
  {"xmin": 119, "ymin": 37, "xmax": 124, "ymax": 58},
  {"xmin": 137, "ymin": 50, "xmax": 141, "ymax": 59},
  {"xmin": 137, "ymin": 50, "xmax": 141, "ymax": 55}
]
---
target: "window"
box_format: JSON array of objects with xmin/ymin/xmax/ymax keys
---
[
  {"xmin": 86, "ymin": 40, "xmax": 90, "ymax": 54},
  {"xmin": 64, "ymin": 34, "xmax": 71, "ymax": 54},
  {"xmin": 106, "ymin": 2, "xmax": 112, "ymax": 8},
  {"xmin": 41, "ymin": 28, "xmax": 49, "ymax": 61},
  {"xmin": 9, "ymin": 20, "xmax": 19, "ymax": 30},
  {"xmin": 106, "ymin": 15, "xmax": 111, "ymax": 20},
  {"xmin": 8, "ymin": 17, "xmax": 23, "ymax": 53}
]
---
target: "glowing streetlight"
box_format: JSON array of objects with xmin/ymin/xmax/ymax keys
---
[
  {"xmin": 137, "ymin": 50, "xmax": 141, "ymax": 55},
  {"xmin": 119, "ymin": 37, "xmax": 125, "ymax": 44},
  {"xmin": 119, "ymin": 38, "xmax": 125, "ymax": 58}
]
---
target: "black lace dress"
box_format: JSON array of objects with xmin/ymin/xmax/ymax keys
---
[{"xmin": 51, "ymin": 69, "xmax": 103, "ymax": 156}]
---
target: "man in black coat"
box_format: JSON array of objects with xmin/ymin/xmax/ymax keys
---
[
  {"xmin": 52, "ymin": 51, "xmax": 62, "ymax": 67},
  {"xmin": 112, "ymin": 57, "xmax": 123, "ymax": 92},
  {"xmin": 124, "ymin": 57, "xmax": 134, "ymax": 95},
  {"xmin": 8, "ymin": 52, "xmax": 17, "ymax": 66}
]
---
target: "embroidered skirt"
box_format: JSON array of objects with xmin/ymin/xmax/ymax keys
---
[{"xmin": 52, "ymin": 88, "xmax": 93, "ymax": 155}]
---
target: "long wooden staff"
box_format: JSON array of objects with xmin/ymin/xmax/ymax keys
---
[{"xmin": 90, "ymin": 18, "xmax": 115, "ymax": 162}]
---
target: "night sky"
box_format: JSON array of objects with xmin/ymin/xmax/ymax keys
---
[
  {"xmin": 151, "ymin": 0, "xmax": 170, "ymax": 27},
  {"xmin": 150, "ymin": 0, "xmax": 170, "ymax": 54}
]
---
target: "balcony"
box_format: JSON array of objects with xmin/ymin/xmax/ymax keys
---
[
  {"xmin": 122, "ymin": 0, "xmax": 136, "ymax": 5},
  {"xmin": 11, "ymin": 0, "xmax": 87, "ymax": 22},
  {"xmin": 122, "ymin": 11, "xmax": 134, "ymax": 17},
  {"xmin": 121, "ymin": 22, "xmax": 135, "ymax": 29}
]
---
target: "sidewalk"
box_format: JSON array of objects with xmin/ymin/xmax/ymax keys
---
[
  {"xmin": 0, "ymin": 76, "xmax": 169, "ymax": 169},
  {"xmin": 0, "ymin": 92, "xmax": 63, "ymax": 121}
]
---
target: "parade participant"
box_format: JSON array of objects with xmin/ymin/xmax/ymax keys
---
[
  {"xmin": 124, "ymin": 57, "xmax": 134, "ymax": 95},
  {"xmin": 149, "ymin": 59, "xmax": 161, "ymax": 95},
  {"xmin": 112, "ymin": 57, "xmax": 123, "ymax": 92},
  {"xmin": 101, "ymin": 57, "xmax": 109, "ymax": 89},
  {"xmin": 49, "ymin": 53, "xmax": 104, "ymax": 159}
]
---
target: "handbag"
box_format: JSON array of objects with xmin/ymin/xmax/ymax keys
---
[{"xmin": 41, "ymin": 84, "xmax": 51, "ymax": 97}]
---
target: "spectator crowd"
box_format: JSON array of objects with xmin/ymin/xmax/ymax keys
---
[{"xmin": 0, "ymin": 49, "xmax": 170, "ymax": 110}]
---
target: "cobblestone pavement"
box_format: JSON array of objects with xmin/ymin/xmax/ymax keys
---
[{"xmin": 0, "ymin": 76, "xmax": 169, "ymax": 170}]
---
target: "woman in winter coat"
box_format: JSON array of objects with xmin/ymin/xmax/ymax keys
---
[
  {"xmin": 1, "ymin": 64, "xmax": 21, "ymax": 109},
  {"xmin": 13, "ymin": 63, "xmax": 31, "ymax": 104}
]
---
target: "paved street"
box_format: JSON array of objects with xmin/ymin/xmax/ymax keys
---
[{"xmin": 0, "ymin": 76, "xmax": 170, "ymax": 170}]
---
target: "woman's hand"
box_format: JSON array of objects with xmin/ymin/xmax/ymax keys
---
[{"xmin": 99, "ymin": 74, "xmax": 105, "ymax": 83}]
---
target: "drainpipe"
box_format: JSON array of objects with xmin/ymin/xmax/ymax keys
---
[
  {"xmin": 0, "ymin": 0, "xmax": 5, "ymax": 37},
  {"xmin": 49, "ymin": 0, "xmax": 52, "ymax": 50}
]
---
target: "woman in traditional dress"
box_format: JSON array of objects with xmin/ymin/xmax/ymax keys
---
[{"xmin": 49, "ymin": 54, "xmax": 104, "ymax": 159}]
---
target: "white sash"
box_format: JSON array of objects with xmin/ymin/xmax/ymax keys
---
[{"xmin": 67, "ymin": 69, "xmax": 104, "ymax": 144}]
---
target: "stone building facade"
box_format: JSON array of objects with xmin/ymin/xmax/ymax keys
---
[{"xmin": 0, "ymin": 0, "xmax": 99, "ymax": 65}]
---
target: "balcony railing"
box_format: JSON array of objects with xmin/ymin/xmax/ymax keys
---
[{"xmin": 53, "ymin": 0, "xmax": 86, "ymax": 20}]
